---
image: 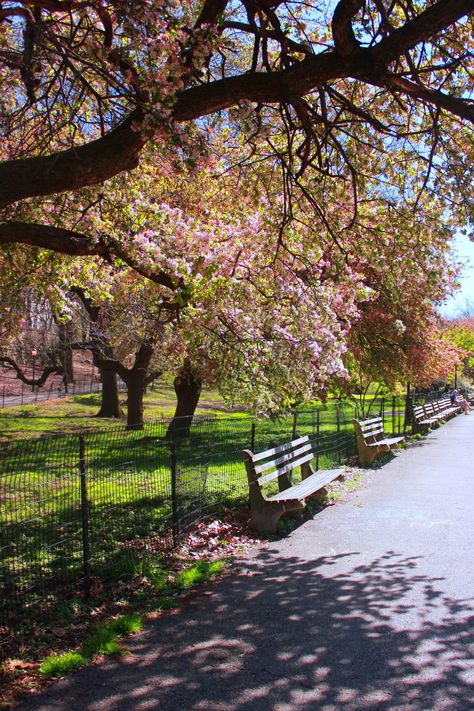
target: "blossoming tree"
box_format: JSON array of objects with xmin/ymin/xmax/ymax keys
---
[{"xmin": 0, "ymin": 0, "xmax": 472, "ymax": 258}]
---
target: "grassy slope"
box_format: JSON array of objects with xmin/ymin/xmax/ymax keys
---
[{"xmin": 0, "ymin": 380, "xmax": 238, "ymax": 442}]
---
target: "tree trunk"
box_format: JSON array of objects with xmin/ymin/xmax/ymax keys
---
[
  {"xmin": 167, "ymin": 364, "xmax": 202, "ymax": 440},
  {"xmin": 58, "ymin": 322, "xmax": 74, "ymax": 383},
  {"xmin": 96, "ymin": 369, "xmax": 123, "ymax": 418},
  {"xmin": 126, "ymin": 374, "xmax": 146, "ymax": 429}
]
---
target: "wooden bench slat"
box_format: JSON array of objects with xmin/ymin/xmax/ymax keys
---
[
  {"xmin": 360, "ymin": 419, "xmax": 384, "ymax": 429},
  {"xmin": 269, "ymin": 469, "xmax": 341, "ymax": 502},
  {"xmin": 258, "ymin": 452, "xmax": 314, "ymax": 485},
  {"xmin": 251, "ymin": 436, "xmax": 309, "ymax": 463},
  {"xmin": 359, "ymin": 416, "xmax": 383, "ymax": 425},
  {"xmin": 362, "ymin": 428, "xmax": 385, "ymax": 438},
  {"xmin": 370, "ymin": 436, "xmax": 404, "ymax": 447},
  {"xmin": 359, "ymin": 424, "xmax": 384, "ymax": 434},
  {"xmin": 254, "ymin": 442, "xmax": 312, "ymax": 475}
]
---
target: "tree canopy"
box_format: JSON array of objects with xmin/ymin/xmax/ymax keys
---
[
  {"xmin": 0, "ymin": 0, "xmax": 472, "ymax": 253},
  {"xmin": 1, "ymin": 1, "xmax": 473, "ymax": 419}
]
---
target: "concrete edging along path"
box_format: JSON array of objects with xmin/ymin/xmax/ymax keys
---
[{"xmin": 19, "ymin": 415, "xmax": 474, "ymax": 710}]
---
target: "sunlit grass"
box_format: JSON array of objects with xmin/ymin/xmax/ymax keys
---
[
  {"xmin": 175, "ymin": 560, "xmax": 225, "ymax": 589},
  {"xmin": 0, "ymin": 378, "xmax": 237, "ymax": 442},
  {"xmin": 39, "ymin": 652, "xmax": 87, "ymax": 678}
]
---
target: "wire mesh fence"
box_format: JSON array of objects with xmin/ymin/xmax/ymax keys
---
[
  {"xmin": 0, "ymin": 392, "xmax": 441, "ymax": 615},
  {"xmin": 0, "ymin": 377, "xmax": 127, "ymax": 409},
  {"xmin": 0, "ymin": 403, "xmax": 362, "ymax": 614}
]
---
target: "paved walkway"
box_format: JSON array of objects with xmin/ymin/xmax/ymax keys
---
[{"xmin": 20, "ymin": 416, "xmax": 474, "ymax": 710}]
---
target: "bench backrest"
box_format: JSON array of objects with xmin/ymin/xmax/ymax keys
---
[
  {"xmin": 412, "ymin": 404, "xmax": 427, "ymax": 422},
  {"xmin": 353, "ymin": 416, "xmax": 385, "ymax": 443},
  {"xmin": 423, "ymin": 401, "xmax": 437, "ymax": 416},
  {"xmin": 241, "ymin": 436, "xmax": 315, "ymax": 497},
  {"xmin": 439, "ymin": 398, "xmax": 457, "ymax": 411}
]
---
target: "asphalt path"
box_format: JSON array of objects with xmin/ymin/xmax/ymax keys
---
[
  {"xmin": 19, "ymin": 415, "xmax": 474, "ymax": 710},
  {"xmin": 0, "ymin": 382, "xmax": 102, "ymax": 409}
]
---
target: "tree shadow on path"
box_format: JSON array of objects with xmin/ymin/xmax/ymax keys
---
[{"xmin": 19, "ymin": 549, "xmax": 474, "ymax": 711}]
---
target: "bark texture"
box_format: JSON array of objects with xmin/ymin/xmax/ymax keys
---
[
  {"xmin": 96, "ymin": 369, "xmax": 123, "ymax": 418},
  {"xmin": 167, "ymin": 363, "xmax": 202, "ymax": 440}
]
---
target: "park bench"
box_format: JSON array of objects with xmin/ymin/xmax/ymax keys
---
[
  {"xmin": 352, "ymin": 416, "xmax": 405, "ymax": 466},
  {"xmin": 423, "ymin": 398, "xmax": 460, "ymax": 422},
  {"xmin": 241, "ymin": 435, "xmax": 344, "ymax": 533},
  {"xmin": 433, "ymin": 397, "xmax": 460, "ymax": 418},
  {"xmin": 411, "ymin": 404, "xmax": 440, "ymax": 433},
  {"xmin": 411, "ymin": 397, "xmax": 461, "ymax": 433}
]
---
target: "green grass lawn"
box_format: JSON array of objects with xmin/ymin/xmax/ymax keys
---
[{"xmin": 0, "ymin": 379, "xmax": 239, "ymax": 442}]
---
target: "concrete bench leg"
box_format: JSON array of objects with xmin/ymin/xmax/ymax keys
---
[
  {"xmin": 307, "ymin": 487, "xmax": 328, "ymax": 504},
  {"xmin": 251, "ymin": 501, "xmax": 304, "ymax": 533}
]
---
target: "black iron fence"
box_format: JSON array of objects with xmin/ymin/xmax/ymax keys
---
[
  {"xmin": 0, "ymin": 377, "xmax": 127, "ymax": 409},
  {"xmin": 0, "ymin": 403, "xmax": 361, "ymax": 613},
  {"xmin": 0, "ymin": 391, "xmax": 452, "ymax": 614}
]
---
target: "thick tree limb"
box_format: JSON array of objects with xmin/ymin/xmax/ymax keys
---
[
  {"xmin": 0, "ymin": 355, "xmax": 62, "ymax": 387},
  {"xmin": 382, "ymin": 75, "xmax": 474, "ymax": 122},
  {"xmin": 0, "ymin": 0, "xmax": 472, "ymax": 208},
  {"xmin": 332, "ymin": 0, "xmax": 364, "ymax": 57},
  {"xmin": 195, "ymin": 0, "xmax": 229, "ymax": 28},
  {"xmin": 0, "ymin": 221, "xmax": 179, "ymax": 290},
  {"xmin": 371, "ymin": 0, "xmax": 474, "ymax": 66},
  {"xmin": 70, "ymin": 341, "xmax": 130, "ymax": 382},
  {"xmin": 0, "ymin": 110, "xmax": 146, "ymax": 208},
  {"xmin": 0, "ymin": 221, "xmax": 109, "ymax": 256}
]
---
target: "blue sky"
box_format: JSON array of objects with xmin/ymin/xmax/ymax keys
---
[{"xmin": 439, "ymin": 233, "xmax": 474, "ymax": 317}]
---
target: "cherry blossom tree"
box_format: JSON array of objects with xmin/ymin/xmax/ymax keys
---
[
  {"xmin": 43, "ymin": 154, "xmax": 367, "ymax": 426},
  {"xmin": 442, "ymin": 316, "xmax": 474, "ymax": 383},
  {"xmin": 1, "ymin": 123, "xmax": 466, "ymax": 425},
  {"xmin": 0, "ymin": 0, "xmax": 472, "ymax": 260}
]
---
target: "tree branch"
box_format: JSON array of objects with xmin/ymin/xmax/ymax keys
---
[
  {"xmin": 382, "ymin": 74, "xmax": 474, "ymax": 122},
  {"xmin": 371, "ymin": 0, "xmax": 474, "ymax": 66},
  {"xmin": 0, "ymin": 110, "xmax": 146, "ymax": 208},
  {"xmin": 0, "ymin": 355, "xmax": 62, "ymax": 388},
  {"xmin": 0, "ymin": 222, "xmax": 180, "ymax": 290},
  {"xmin": 70, "ymin": 341, "xmax": 130, "ymax": 382},
  {"xmin": 0, "ymin": 221, "xmax": 109, "ymax": 256},
  {"xmin": 332, "ymin": 0, "xmax": 364, "ymax": 57},
  {"xmin": 194, "ymin": 0, "xmax": 229, "ymax": 28},
  {"xmin": 0, "ymin": 0, "xmax": 472, "ymax": 208}
]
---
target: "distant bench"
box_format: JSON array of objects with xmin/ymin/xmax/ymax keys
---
[
  {"xmin": 412, "ymin": 397, "xmax": 461, "ymax": 433},
  {"xmin": 241, "ymin": 435, "xmax": 344, "ymax": 533},
  {"xmin": 352, "ymin": 416, "xmax": 405, "ymax": 467}
]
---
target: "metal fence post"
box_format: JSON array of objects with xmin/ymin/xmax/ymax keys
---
[
  {"xmin": 292, "ymin": 410, "xmax": 298, "ymax": 439},
  {"xmin": 336, "ymin": 405, "xmax": 341, "ymax": 464},
  {"xmin": 250, "ymin": 422, "xmax": 256, "ymax": 452},
  {"xmin": 170, "ymin": 443, "xmax": 179, "ymax": 547},
  {"xmin": 392, "ymin": 396, "xmax": 396, "ymax": 434},
  {"xmin": 404, "ymin": 383, "xmax": 412, "ymax": 433},
  {"xmin": 316, "ymin": 409, "xmax": 320, "ymax": 471},
  {"xmin": 79, "ymin": 435, "xmax": 91, "ymax": 601}
]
